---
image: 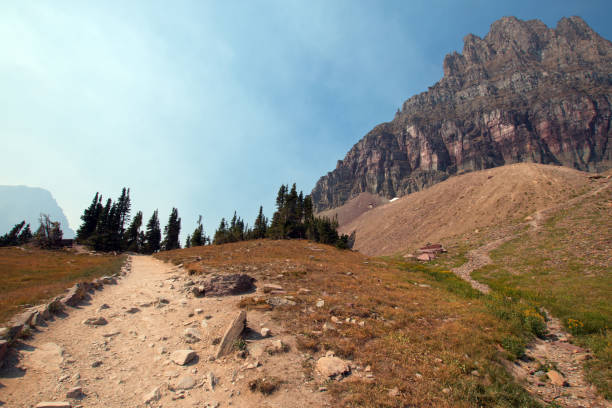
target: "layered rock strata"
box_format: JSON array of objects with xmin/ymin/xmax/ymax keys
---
[{"xmin": 312, "ymin": 16, "xmax": 612, "ymax": 211}]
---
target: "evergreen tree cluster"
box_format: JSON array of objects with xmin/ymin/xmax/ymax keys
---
[
  {"xmin": 0, "ymin": 220, "xmax": 33, "ymax": 247},
  {"xmin": 211, "ymin": 183, "xmax": 349, "ymax": 249},
  {"xmin": 76, "ymin": 188, "xmax": 184, "ymax": 254},
  {"xmin": 267, "ymin": 183, "xmax": 349, "ymax": 247},
  {"xmin": 185, "ymin": 215, "xmax": 210, "ymax": 248},
  {"xmin": 0, "ymin": 214, "xmax": 67, "ymax": 249}
]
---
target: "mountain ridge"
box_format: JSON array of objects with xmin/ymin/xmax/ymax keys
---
[
  {"xmin": 311, "ymin": 16, "xmax": 612, "ymax": 212},
  {"xmin": 0, "ymin": 185, "xmax": 75, "ymax": 238}
]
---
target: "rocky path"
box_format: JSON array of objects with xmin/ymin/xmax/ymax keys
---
[
  {"xmin": 0, "ymin": 256, "xmax": 328, "ymax": 408},
  {"xmin": 451, "ymin": 178, "xmax": 612, "ymax": 408}
]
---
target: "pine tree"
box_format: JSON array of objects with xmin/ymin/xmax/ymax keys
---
[
  {"xmin": 0, "ymin": 221, "xmax": 26, "ymax": 247},
  {"xmin": 185, "ymin": 234, "xmax": 191, "ymax": 248},
  {"xmin": 77, "ymin": 192, "xmax": 101, "ymax": 242},
  {"xmin": 116, "ymin": 187, "xmax": 131, "ymax": 236},
  {"xmin": 18, "ymin": 223, "xmax": 32, "ymax": 244},
  {"xmin": 162, "ymin": 207, "xmax": 181, "ymax": 251},
  {"xmin": 191, "ymin": 215, "xmax": 207, "ymax": 247},
  {"xmin": 303, "ymin": 195, "xmax": 315, "ymax": 240},
  {"xmin": 268, "ymin": 185, "xmax": 288, "ymax": 239},
  {"xmin": 144, "ymin": 210, "xmax": 161, "ymax": 254},
  {"xmin": 213, "ymin": 218, "xmax": 229, "ymax": 245},
  {"xmin": 253, "ymin": 206, "xmax": 267, "ymax": 239},
  {"xmin": 123, "ymin": 211, "xmax": 143, "ymax": 252}
]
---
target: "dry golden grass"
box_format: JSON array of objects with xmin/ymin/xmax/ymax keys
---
[
  {"xmin": 0, "ymin": 246, "xmax": 125, "ymax": 324},
  {"xmin": 157, "ymin": 240, "xmax": 540, "ymax": 407}
]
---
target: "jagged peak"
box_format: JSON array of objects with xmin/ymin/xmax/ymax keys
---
[{"xmin": 442, "ymin": 15, "xmax": 605, "ymax": 78}]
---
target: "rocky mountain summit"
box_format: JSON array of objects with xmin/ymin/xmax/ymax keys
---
[{"xmin": 312, "ymin": 16, "xmax": 612, "ymax": 211}]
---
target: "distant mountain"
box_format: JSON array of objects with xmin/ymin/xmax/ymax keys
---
[
  {"xmin": 312, "ymin": 16, "xmax": 612, "ymax": 212},
  {"xmin": 0, "ymin": 186, "xmax": 75, "ymax": 238}
]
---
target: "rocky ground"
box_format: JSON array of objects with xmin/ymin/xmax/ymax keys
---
[{"xmin": 0, "ymin": 256, "xmax": 330, "ymax": 408}]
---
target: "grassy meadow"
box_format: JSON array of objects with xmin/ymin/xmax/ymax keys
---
[
  {"xmin": 157, "ymin": 240, "xmax": 544, "ymax": 407},
  {"xmin": 471, "ymin": 184, "xmax": 612, "ymax": 397},
  {"xmin": 0, "ymin": 246, "xmax": 126, "ymax": 324}
]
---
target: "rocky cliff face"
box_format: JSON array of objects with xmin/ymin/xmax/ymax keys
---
[{"xmin": 312, "ymin": 16, "xmax": 612, "ymax": 211}]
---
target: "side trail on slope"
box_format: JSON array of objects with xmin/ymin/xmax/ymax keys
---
[{"xmin": 451, "ymin": 179, "xmax": 612, "ymax": 408}]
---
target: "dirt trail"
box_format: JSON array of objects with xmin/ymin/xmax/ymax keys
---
[
  {"xmin": 451, "ymin": 178, "xmax": 612, "ymax": 408},
  {"xmin": 0, "ymin": 256, "xmax": 328, "ymax": 408}
]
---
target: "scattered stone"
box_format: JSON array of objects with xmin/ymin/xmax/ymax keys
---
[
  {"xmin": 175, "ymin": 375, "xmax": 196, "ymax": 390},
  {"xmin": 316, "ymin": 356, "xmax": 350, "ymax": 378},
  {"xmin": 442, "ymin": 388, "xmax": 451, "ymax": 394},
  {"xmin": 266, "ymin": 297, "xmax": 296, "ymax": 307},
  {"xmin": 98, "ymin": 304, "xmax": 110, "ymax": 310},
  {"xmin": 47, "ymin": 298, "xmax": 65, "ymax": 315},
  {"xmin": 125, "ymin": 307, "xmax": 140, "ymax": 314},
  {"xmin": 417, "ymin": 253, "xmax": 435, "ymax": 262},
  {"xmin": 171, "ymin": 350, "xmax": 197, "ymax": 365},
  {"xmin": 263, "ymin": 284, "xmax": 283, "ymax": 293},
  {"xmin": 207, "ymin": 371, "xmax": 217, "ymax": 390},
  {"xmin": 101, "ymin": 276, "xmax": 117, "ymax": 285},
  {"xmin": 216, "ymin": 311, "xmax": 246, "ymax": 358},
  {"xmin": 266, "ymin": 339, "xmax": 288, "ymax": 354},
  {"xmin": 547, "ymin": 370, "xmax": 568, "ymax": 386},
  {"xmin": 66, "ymin": 387, "xmax": 83, "ymax": 399},
  {"xmin": 298, "ymin": 288, "xmax": 311, "ymax": 294},
  {"xmin": 195, "ymin": 308, "xmax": 203, "ymax": 314},
  {"xmin": 102, "ymin": 331, "xmax": 120, "ymax": 338},
  {"xmin": 35, "ymin": 403, "xmax": 72, "ymax": 408},
  {"xmin": 322, "ymin": 323, "xmax": 335, "ymax": 331},
  {"xmin": 143, "ymin": 387, "xmax": 161, "ymax": 404},
  {"xmin": 91, "ymin": 360, "xmax": 103, "ymax": 368},
  {"xmin": 183, "ymin": 328, "xmax": 202, "ymax": 343},
  {"xmin": 82, "ymin": 317, "xmax": 107, "ymax": 326},
  {"xmin": 260, "ymin": 327, "xmax": 271, "ymax": 337},
  {"xmin": 365, "ymin": 365, "xmax": 371, "ymax": 372},
  {"xmin": 315, "ymin": 299, "xmax": 324, "ymax": 308},
  {"xmin": 415, "ymin": 373, "xmax": 423, "ymax": 379},
  {"xmin": 388, "ymin": 387, "xmax": 400, "ymax": 397},
  {"xmin": 192, "ymin": 286, "xmax": 206, "ymax": 298}
]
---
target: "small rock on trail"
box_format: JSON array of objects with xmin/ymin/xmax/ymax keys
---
[{"xmin": 171, "ymin": 350, "xmax": 197, "ymax": 365}]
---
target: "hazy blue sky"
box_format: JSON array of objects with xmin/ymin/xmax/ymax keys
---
[{"xmin": 1, "ymin": 0, "xmax": 611, "ymax": 240}]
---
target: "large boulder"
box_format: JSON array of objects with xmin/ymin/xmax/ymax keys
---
[
  {"xmin": 197, "ymin": 274, "xmax": 255, "ymax": 297},
  {"xmin": 316, "ymin": 356, "xmax": 351, "ymax": 378}
]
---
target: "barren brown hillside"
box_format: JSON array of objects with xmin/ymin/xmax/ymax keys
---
[
  {"xmin": 318, "ymin": 192, "xmax": 389, "ymax": 226},
  {"xmin": 338, "ymin": 163, "xmax": 596, "ymax": 256}
]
